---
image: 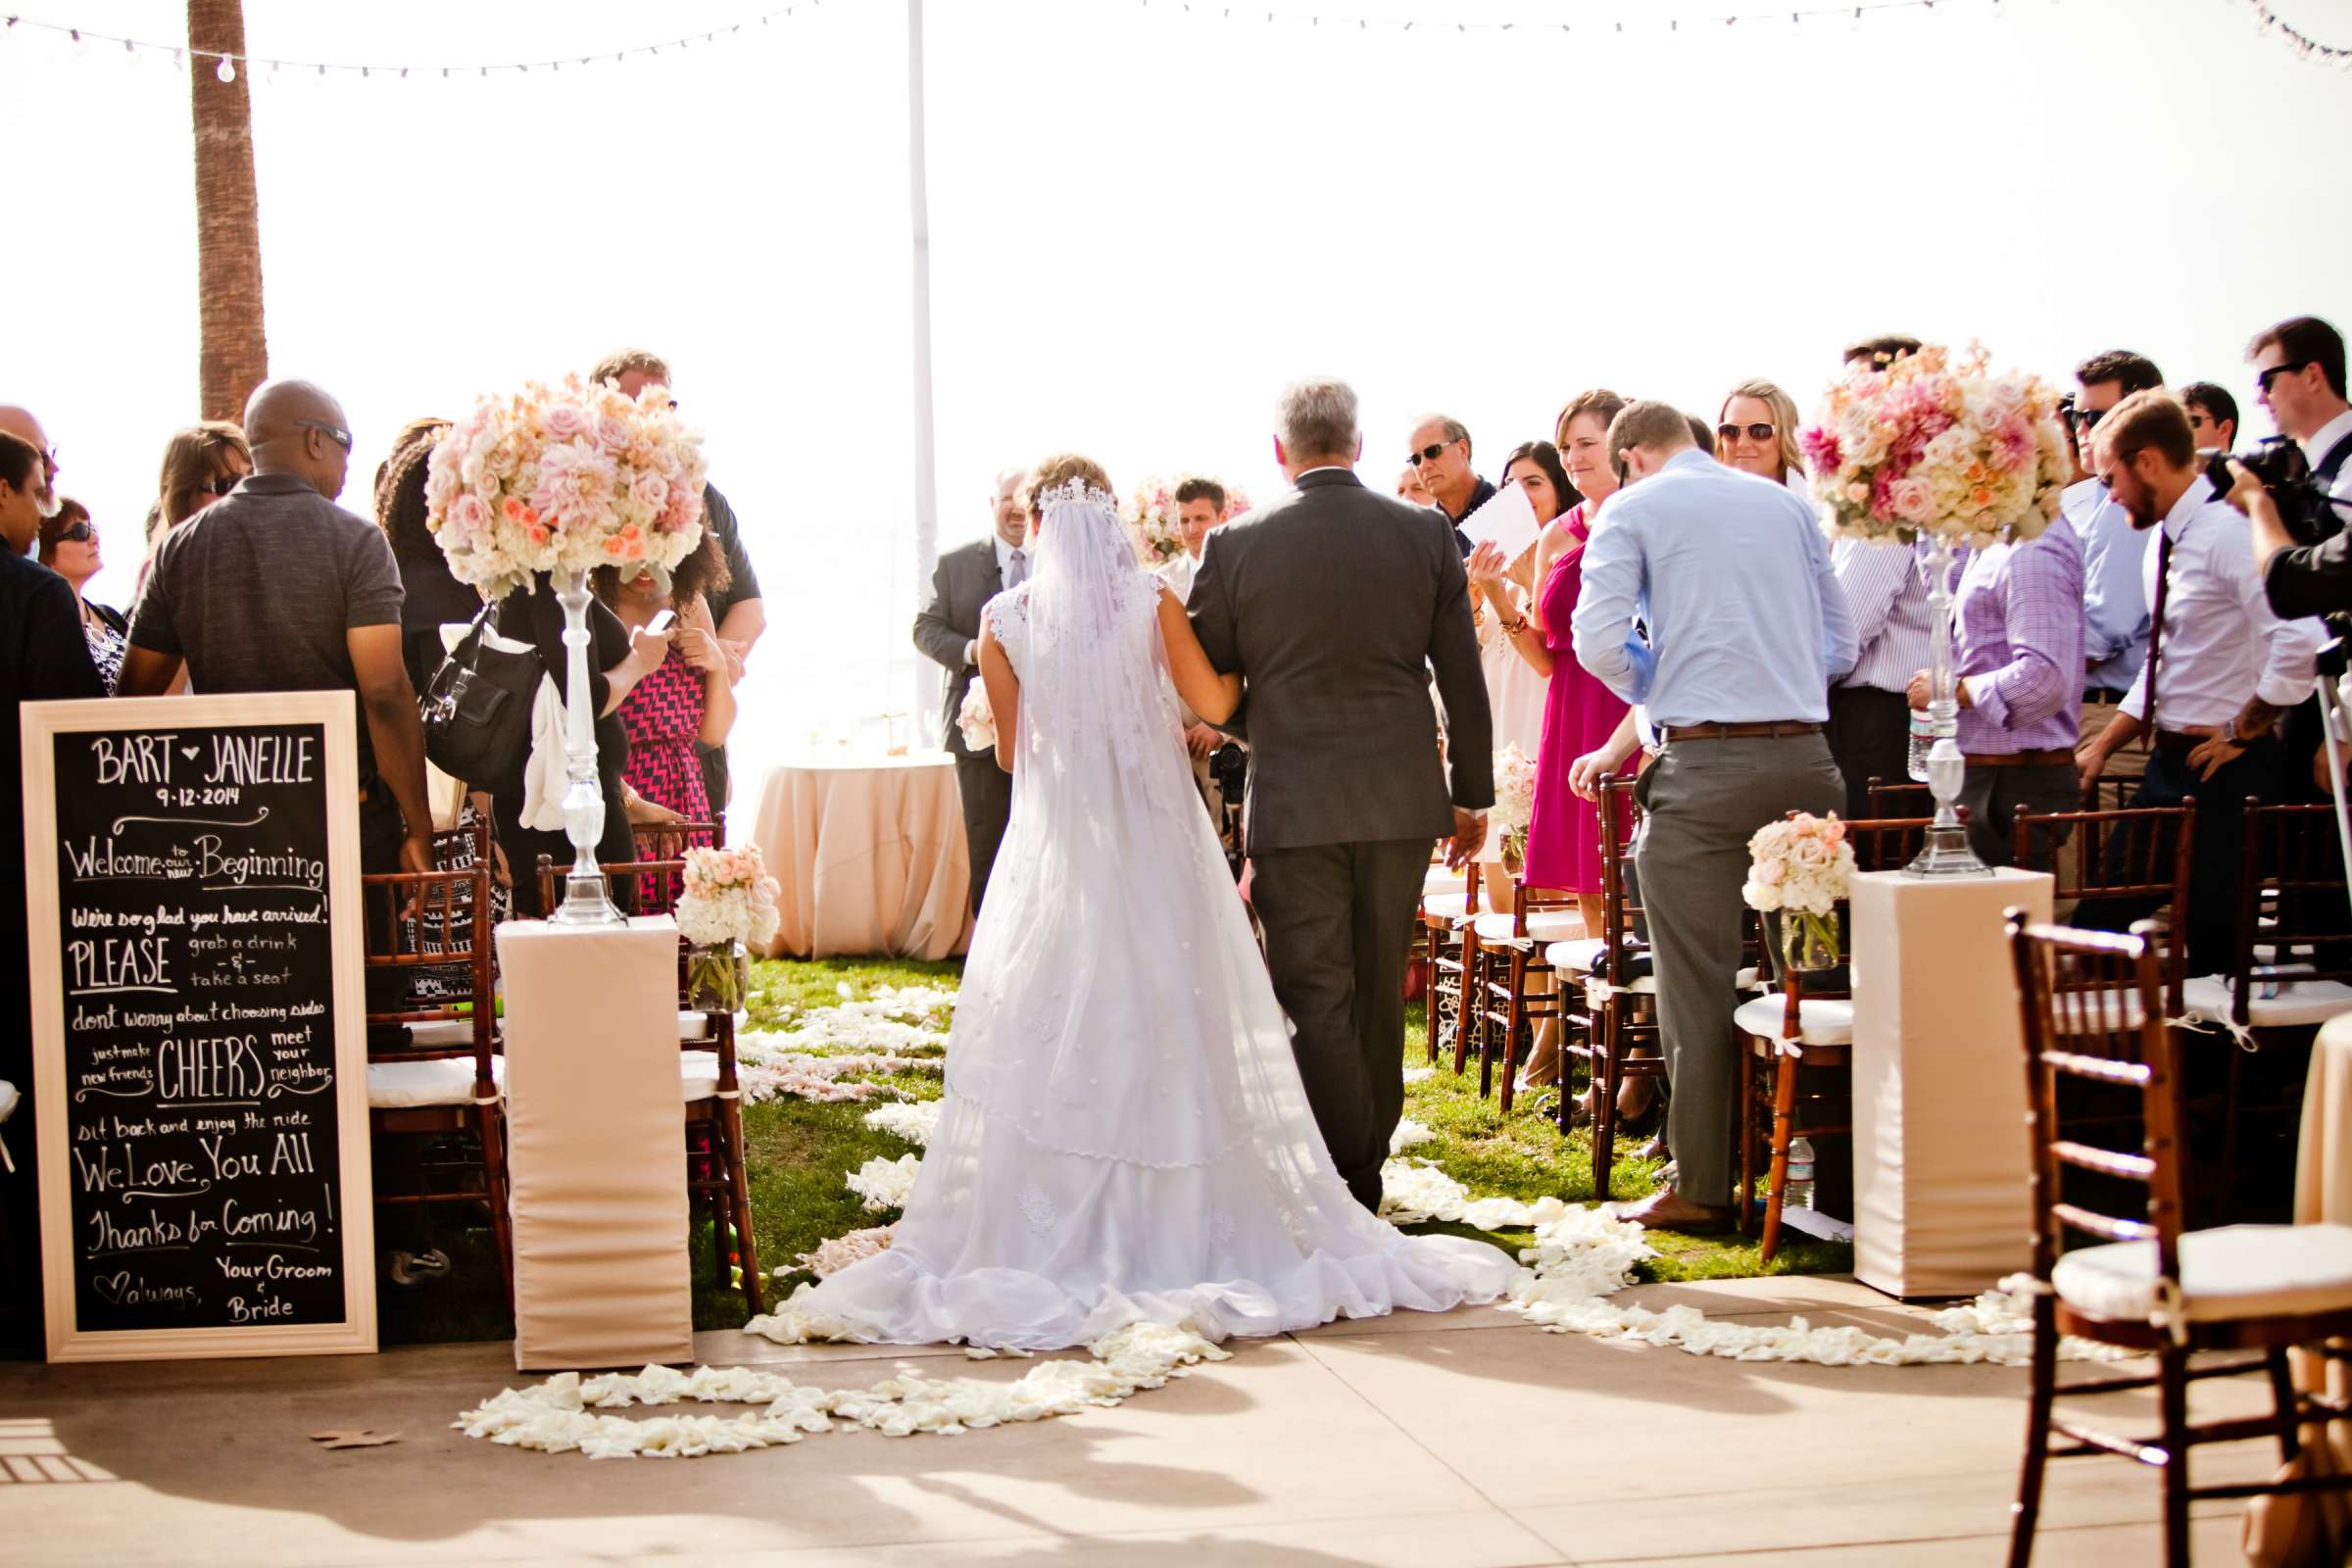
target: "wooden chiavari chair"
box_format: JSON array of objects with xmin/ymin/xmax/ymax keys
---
[
  {"xmin": 361, "ymin": 858, "xmax": 511, "ymax": 1302},
  {"xmin": 1468, "ymin": 866, "xmax": 1580, "ymax": 1112},
  {"xmin": 535, "ymin": 855, "xmax": 763, "ymax": 1312},
  {"xmin": 2013, "ymin": 803, "xmax": 2195, "ymax": 1016},
  {"xmin": 2004, "ymin": 915, "xmax": 2352, "ymax": 1568},
  {"xmin": 1733, "ymin": 815, "xmax": 1928, "ymax": 1262},
  {"xmin": 1422, "ymin": 862, "xmax": 1483, "ymax": 1073},
  {"xmin": 625, "ymin": 818, "xmax": 722, "ymax": 914},
  {"xmin": 1555, "ymin": 773, "xmax": 1662, "ymax": 1199}
]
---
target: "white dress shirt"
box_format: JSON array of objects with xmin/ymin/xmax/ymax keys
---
[
  {"xmin": 1830, "ymin": 537, "xmax": 1936, "ymax": 695},
  {"xmin": 2064, "ymin": 478, "xmax": 2151, "ymax": 693},
  {"xmin": 2120, "ymin": 473, "xmax": 2326, "ymax": 731}
]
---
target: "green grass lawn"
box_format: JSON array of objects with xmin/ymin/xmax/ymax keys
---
[{"xmin": 376, "ymin": 956, "xmax": 1847, "ymax": 1344}]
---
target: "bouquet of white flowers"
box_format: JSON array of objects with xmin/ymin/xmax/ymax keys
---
[
  {"xmin": 675, "ymin": 846, "xmax": 783, "ymax": 1012},
  {"xmin": 1123, "ymin": 476, "xmax": 1186, "ymax": 568},
  {"xmin": 956, "ymin": 680, "xmax": 997, "ymax": 753},
  {"xmin": 1493, "ymin": 745, "xmax": 1538, "ymax": 837},
  {"xmin": 1741, "ymin": 812, "xmax": 1855, "ymax": 969}
]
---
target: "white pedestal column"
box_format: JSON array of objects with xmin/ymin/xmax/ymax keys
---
[
  {"xmin": 1850, "ymin": 867, "xmax": 2053, "ymax": 1299},
  {"xmin": 499, "ymin": 916, "xmax": 695, "ymax": 1369}
]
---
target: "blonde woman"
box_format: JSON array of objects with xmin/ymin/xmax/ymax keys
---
[{"xmin": 1715, "ymin": 378, "xmax": 1806, "ymax": 487}]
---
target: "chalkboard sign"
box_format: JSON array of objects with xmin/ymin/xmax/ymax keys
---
[{"xmin": 23, "ymin": 693, "xmax": 376, "ymax": 1361}]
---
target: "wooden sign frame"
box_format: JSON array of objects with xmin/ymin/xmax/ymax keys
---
[{"xmin": 22, "ymin": 692, "xmax": 377, "ymax": 1360}]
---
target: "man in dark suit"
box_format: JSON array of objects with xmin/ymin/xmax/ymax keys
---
[
  {"xmin": 1, "ymin": 424, "xmax": 105, "ymax": 1355},
  {"xmin": 914, "ymin": 466, "xmax": 1029, "ymax": 913},
  {"xmin": 1189, "ymin": 380, "xmax": 1492, "ymax": 1211}
]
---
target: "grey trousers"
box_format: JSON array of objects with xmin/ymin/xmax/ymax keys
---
[
  {"xmin": 953, "ymin": 750, "xmax": 1013, "ymax": 915},
  {"xmin": 1250, "ymin": 836, "xmax": 1433, "ymax": 1212},
  {"xmin": 1635, "ymin": 734, "xmax": 1845, "ymax": 1207}
]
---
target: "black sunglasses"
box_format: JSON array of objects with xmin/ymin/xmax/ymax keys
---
[
  {"xmin": 1717, "ymin": 421, "xmax": 1777, "ymax": 445},
  {"xmin": 207, "ymin": 473, "xmax": 241, "ymax": 497},
  {"xmin": 2068, "ymin": 405, "xmax": 2105, "ymax": 431},
  {"xmin": 58, "ymin": 519, "xmax": 95, "ymax": 544},
  {"xmin": 1406, "ymin": 439, "xmax": 1457, "ymax": 468},
  {"xmin": 2257, "ymin": 361, "xmax": 2313, "ymax": 395},
  {"xmin": 295, "ymin": 418, "xmax": 354, "ymax": 451}
]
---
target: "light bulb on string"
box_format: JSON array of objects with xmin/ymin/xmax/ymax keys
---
[{"xmin": 216, "ymin": 56, "xmax": 236, "ymax": 82}]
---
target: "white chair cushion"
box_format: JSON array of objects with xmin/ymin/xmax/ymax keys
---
[
  {"xmin": 1423, "ymin": 867, "xmax": 1467, "ymax": 896},
  {"xmin": 1544, "ymin": 938, "xmax": 1607, "ymax": 975},
  {"xmin": 1734, "ymin": 966, "xmax": 1763, "ymax": 992},
  {"xmin": 406, "ymin": 1008, "xmax": 713, "ymax": 1048},
  {"xmin": 368, "ymin": 1055, "xmax": 504, "ymax": 1110},
  {"xmin": 2052, "ymin": 1223, "xmax": 2352, "ymax": 1325},
  {"xmin": 680, "ymin": 1050, "xmax": 723, "ymax": 1103},
  {"xmin": 2180, "ymin": 975, "xmax": 2352, "ymax": 1030},
  {"xmin": 1472, "ymin": 909, "xmax": 1583, "ymax": 946},
  {"xmin": 1422, "ymin": 893, "xmax": 1470, "ymax": 923},
  {"xmin": 0, "ymin": 1079, "xmax": 18, "ymax": 1124},
  {"xmin": 1733, "ymin": 995, "xmax": 1855, "ymax": 1048}
]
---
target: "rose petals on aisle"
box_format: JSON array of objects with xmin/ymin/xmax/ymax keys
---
[{"xmin": 845, "ymin": 1153, "xmax": 922, "ymax": 1213}]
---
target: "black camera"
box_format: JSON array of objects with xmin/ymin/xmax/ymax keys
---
[{"xmin": 2206, "ymin": 436, "xmax": 2343, "ymax": 546}]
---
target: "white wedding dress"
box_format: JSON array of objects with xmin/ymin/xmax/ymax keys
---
[{"xmin": 790, "ymin": 482, "xmax": 1519, "ymax": 1350}]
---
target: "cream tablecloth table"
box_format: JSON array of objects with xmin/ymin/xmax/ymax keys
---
[
  {"xmin": 498, "ymin": 916, "xmax": 696, "ymax": 1371},
  {"xmin": 748, "ymin": 753, "xmax": 975, "ymax": 961},
  {"xmin": 1851, "ymin": 867, "xmax": 2053, "ymax": 1299}
]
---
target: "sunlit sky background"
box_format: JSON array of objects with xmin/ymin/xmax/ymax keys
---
[{"xmin": 6, "ymin": 0, "xmax": 2350, "ymax": 787}]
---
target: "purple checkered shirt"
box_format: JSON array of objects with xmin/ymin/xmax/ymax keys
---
[{"xmin": 1953, "ymin": 523, "xmax": 2085, "ymax": 755}]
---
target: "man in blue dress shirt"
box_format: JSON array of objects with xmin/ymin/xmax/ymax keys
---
[{"xmin": 1573, "ymin": 402, "xmax": 1857, "ymax": 1229}]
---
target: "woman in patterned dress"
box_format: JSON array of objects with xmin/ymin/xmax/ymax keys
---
[
  {"xmin": 595, "ymin": 535, "xmax": 734, "ymax": 911},
  {"xmin": 36, "ymin": 499, "xmax": 127, "ymax": 692}
]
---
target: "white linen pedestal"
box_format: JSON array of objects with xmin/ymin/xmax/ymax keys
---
[
  {"xmin": 1850, "ymin": 867, "xmax": 2053, "ymax": 1299},
  {"xmin": 498, "ymin": 916, "xmax": 695, "ymax": 1371}
]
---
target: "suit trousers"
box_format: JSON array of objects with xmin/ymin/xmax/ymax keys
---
[
  {"xmin": 2076, "ymin": 737, "xmax": 2285, "ymax": 977},
  {"xmin": 1250, "ymin": 836, "xmax": 1433, "ymax": 1212},
  {"xmin": 954, "ymin": 750, "xmax": 1013, "ymax": 915},
  {"xmin": 1958, "ymin": 761, "xmax": 2082, "ymax": 869},
  {"xmin": 1826, "ymin": 685, "xmax": 1913, "ymax": 825},
  {"xmin": 1635, "ymin": 734, "xmax": 1844, "ymax": 1208}
]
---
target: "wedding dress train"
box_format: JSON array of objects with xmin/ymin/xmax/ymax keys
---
[{"xmin": 791, "ymin": 481, "xmax": 1518, "ymax": 1350}]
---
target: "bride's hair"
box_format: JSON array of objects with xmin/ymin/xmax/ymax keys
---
[{"xmin": 1024, "ymin": 452, "xmax": 1113, "ymax": 517}]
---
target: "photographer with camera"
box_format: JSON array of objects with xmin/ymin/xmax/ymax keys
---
[
  {"xmin": 2240, "ymin": 318, "xmax": 2352, "ymax": 618},
  {"xmin": 2074, "ymin": 391, "xmax": 2328, "ymax": 973}
]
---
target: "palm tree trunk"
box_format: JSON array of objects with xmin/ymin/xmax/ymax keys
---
[{"xmin": 187, "ymin": 0, "xmax": 268, "ymax": 422}]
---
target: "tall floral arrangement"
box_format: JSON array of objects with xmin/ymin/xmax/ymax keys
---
[
  {"xmin": 423, "ymin": 372, "xmax": 710, "ymax": 599},
  {"xmin": 1799, "ymin": 343, "xmax": 2071, "ymax": 547},
  {"xmin": 676, "ymin": 845, "xmax": 782, "ymax": 1012},
  {"xmin": 1221, "ymin": 483, "xmax": 1252, "ymax": 521},
  {"xmin": 1123, "ymin": 475, "xmax": 1186, "ymax": 568}
]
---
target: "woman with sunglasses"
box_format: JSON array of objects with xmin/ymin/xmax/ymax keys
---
[
  {"xmin": 35, "ymin": 499, "xmax": 127, "ymax": 692},
  {"xmin": 1714, "ymin": 379, "xmax": 1805, "ymax": 487},
  {"xmin": 145, "ymin": 422, "xmax": 253, "ymax": 587}
]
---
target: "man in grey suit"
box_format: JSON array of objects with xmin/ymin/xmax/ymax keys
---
[
  {"xmin": 914, "ymin": 466, "xmax": 1029, "ymax": 913},
  {"xmin": 1189, "ymin": 378, "xmax": 1493, "ymax": 1212}
]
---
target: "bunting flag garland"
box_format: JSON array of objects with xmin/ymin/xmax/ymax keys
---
[{"xmin": 2237, "ymin": 0, "xmax": 2352, "ymax": 65}]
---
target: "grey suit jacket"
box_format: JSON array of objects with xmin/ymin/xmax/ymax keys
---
[
  {"xmin": 1187, "ymin": 467, "xmax": 1494, "ymax": 852},
  {"xmin": 912, "ymin": 537, "xmax": 1003, "ymax": 759}
]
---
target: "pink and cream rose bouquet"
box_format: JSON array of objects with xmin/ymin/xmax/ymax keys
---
[
  {"xmin": 1741, "ymin": 812, "xmax": 1855, "ymax": 967},
  {"xmin": 424, "ymin": 372, "xmax": 710, "ymax": 598},
  {"xmin": 676, "ymin": 845, "xmax": 783, "ymax": 1012},
  {"xmin": 956, "ymin": 680, "xmax": 998, "ymax": 753},
  {"xmin": 1799, "ymin": 343, "xmax": 2071, "ymax": 548},
  {"xmin": 1123, "ymin": 476, "xmax": 1187, "ymax": 568}
]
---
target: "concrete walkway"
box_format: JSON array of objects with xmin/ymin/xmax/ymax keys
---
[{"xmin": 0, "ymin": 1274, "xmax": 2279, "ymax": 1566}]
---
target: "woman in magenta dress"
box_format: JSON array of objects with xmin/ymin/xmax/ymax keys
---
[{"xmin": 595, "ymin": 535, "xmax": 736, "ymax": 913}]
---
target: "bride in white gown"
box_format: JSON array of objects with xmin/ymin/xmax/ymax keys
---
[{"xmin": 792, "ymin": 461, "xmax": 1519, "ymax": 1350}]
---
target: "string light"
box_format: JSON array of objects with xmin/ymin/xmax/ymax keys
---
[
  {"xmin": 0, "ymin": 6, "xmax": 807, "ymax": 80},
  {"xmin": 1127, "ymin": 0, "xmax": 2002, "ymax": 32}
]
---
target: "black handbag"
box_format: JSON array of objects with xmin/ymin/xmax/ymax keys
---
[{"xmin": 418, "ymin": 602, "xmax": 543, "ymax": 786}]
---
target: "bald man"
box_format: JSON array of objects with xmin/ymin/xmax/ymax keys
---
[
  {"xmin": 913, "ymin": 466, "xmax": 1029, "ymax": 912},
  {"xmin": 120, "ymin": 380, "xmax": 433, "ymax": 893},
  {"xmin": 0, "ymin": 407, "xmax": 55, "ymax": 490}
]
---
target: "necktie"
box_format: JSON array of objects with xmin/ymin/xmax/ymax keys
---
[
  {"xmin": 1006, "ymin": 548, "xmax": 1028, "ymax": 589},
  {"xmin": 2143, "ymin": 527, "xmax": 2174, "ymax": 740}
]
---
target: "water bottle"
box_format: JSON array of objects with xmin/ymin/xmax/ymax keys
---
[
  {"xmin": 1906, "ymin": 709, "xmax": 1935, "ymax": 782},
  {"xmin": 1785, "ymin": 1137, "xmax": 1817, "ymax": 1211}
]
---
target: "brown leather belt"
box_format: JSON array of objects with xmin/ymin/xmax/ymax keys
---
[
  {"xmin": 1963, "ymin": 748, "xmax": 2076, "ymax": 768},
  {"xmin": 2151, "ymin": 728, "xmax": 2208, "ymax": 756},
  {"xmin": 1657, "ymin": 720, "xmax": 1821, "ymax": 744}
]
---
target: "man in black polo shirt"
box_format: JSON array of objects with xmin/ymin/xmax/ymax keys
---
[
  {"xmin": 1405, "ymin": 413, "xmax": 1488, "ymax": 559},
  {"xmin": 119, "ymin": 380, "xmax": 434, "ymax": 887},
  {"xmin": 592, "ymin": 350, "xmax": 765, "ymax": 828}
]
